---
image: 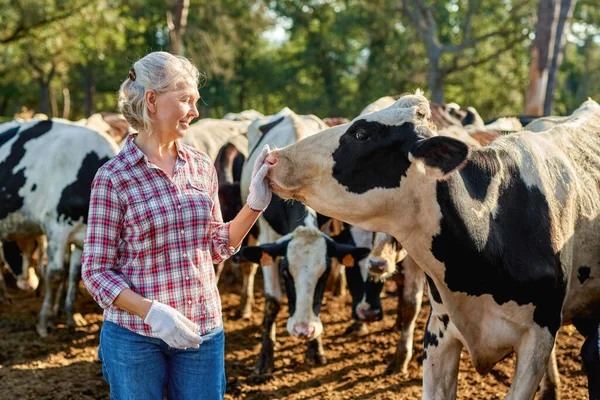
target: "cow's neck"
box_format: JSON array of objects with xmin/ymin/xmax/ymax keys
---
[{"xmin": 396, "ymin": 149, "xmax": 507, "ymax": 291}]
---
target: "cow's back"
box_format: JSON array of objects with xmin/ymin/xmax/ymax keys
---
[
  {"xmin": 0, "ymin": 120, "xmax": 119, "ymax": 239},
  {"xmin": 491, "ymin": 109, "xmax": 600, "ymax": 324}
]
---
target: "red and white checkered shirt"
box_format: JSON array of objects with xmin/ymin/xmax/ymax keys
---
[{"xmin": 82, "ymin": 135, "xmax": 238, "ymax": 336}]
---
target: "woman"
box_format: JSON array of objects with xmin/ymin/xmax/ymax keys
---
[{"xmin": 82, "ymin": 51, "xmax": 272, "ymax": 400}]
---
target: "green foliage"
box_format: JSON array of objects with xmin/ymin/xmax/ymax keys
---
[{"xmin": 0, "ymin": 0, "xmax": 598, "ymax": 120}]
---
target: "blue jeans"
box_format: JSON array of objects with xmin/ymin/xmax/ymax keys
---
[{"xmin": 98, "ymin": 321, "xmax": 225, "ymax": 400}]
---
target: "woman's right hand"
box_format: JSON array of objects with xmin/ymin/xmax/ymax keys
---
[
  {"xmin": 247, "ymin": 144, "xmax": 273, "ymax": 212},
  {"xmin": 144, "ymin": 300, "xmax": 204, "ymax": 349}
]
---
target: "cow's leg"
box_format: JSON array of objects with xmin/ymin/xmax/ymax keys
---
[
  {"xmin": 343, "ymin": 258, "xmax": 368, "ymax": 336},
  {"xmin": 254, "ymin": 262, "xmax": 282, "ymax": 375},
  {"xmin": 538, "ymin": 346, "xmax": 561, "ymax": 400},
  {"xmin": 581, "ymin": 323, "xmax": 600, "ymax": 400},
  {"xmin": 14, "ymin": 238, "xmax": 39, "ymax": 291},
  {"xmin": 238, "ymin": 260, "xmax": 258, "ymax": 319},
  {"xmin": 214, "ymin": 262, "xmax": 224, "ymax": 284},
  {"xmin": 238, "ymin": 232, "xmax": 259, "ymax": 319},
  {"xmin": 0, "ymin": 263, "xmax": 9, "ymax": 304},
  {"xmin": 506, "ymin": 328, "xmax": 555, "ymax": 400},
  {"xmin": 37, "ymin": 232, "xmax": 68, "ymax": 337},
  {"xmin": 386, "ymin": 257, "xmax": 425, "ymax": 375},
  {"xmin": 306, "ymin": 335, "xmax": 327, "ymax": 365},
  {"xmin": 333, "ymin": 264, "xmax": 346, "ymax": 297},
  {"xmin": 65, "ymin": 246, "xmax": 85, "ymax": 329},
  {"xmin": 422, "ymin": 312, "xmax": 463, "ymax": 400}
]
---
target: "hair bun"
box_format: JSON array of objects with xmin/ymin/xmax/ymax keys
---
[{"xmin": 129, "ymin": 67, "xmax": 136, "ymax": 81}]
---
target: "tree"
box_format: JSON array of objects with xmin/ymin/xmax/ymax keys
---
[
  {"xmin": 167, "ymin": 0, "xmax": 191, "ymax": 55},
  {"xmin": 399, "ymin": 0, "xmax": 532, "ymax": 103},
  {"xmin": 543, "ymin": 0, "xmax": 576, "ymax": 115}
]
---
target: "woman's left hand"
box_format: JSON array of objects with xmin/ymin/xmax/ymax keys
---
[{"xmin": 247, "ymin": 144, "xmax": 272, "ymax": 212}]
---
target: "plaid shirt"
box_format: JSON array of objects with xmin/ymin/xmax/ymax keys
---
[{"xmin": 82, "ymin": 135, "xmax": 238, "ymax": 336}]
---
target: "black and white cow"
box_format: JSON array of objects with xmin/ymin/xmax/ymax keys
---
[
  {"xmin": 0, "ymin": 119, "xmax": 119, "ymax": 336},
  {"xmin": 241, "ymin": 225, "xmax": 370, "ymax": 373},
  {"xmin": 265, "ymin": 92, "xmax": 600, "ymax": 399},
  {"xmin": 237, "ymin": 108, "xmax": 329, "ymax": 320}
]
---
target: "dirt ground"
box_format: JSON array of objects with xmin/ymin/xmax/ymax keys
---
[{"xmin": 0, "ymin": 271, "xmax": 590, "ymax": 400}]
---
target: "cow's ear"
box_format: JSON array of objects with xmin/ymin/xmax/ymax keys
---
[
  {"xmin": 327, "ymin": 240, "xmax": 371, "ymax": 267},
  {"xmin": 409, "ymin": 136, "xmax": 470, "ymax": 178},
  {"xmin": 240, "ymin": 240, "xmax": 290, "ymax": 266}
]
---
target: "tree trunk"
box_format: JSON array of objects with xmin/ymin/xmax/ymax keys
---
[
  {"xmin": 525, "ymin": 0, "xmax": 560, "ymax": 116},
  {"xmin": 427, "ymin": 55, "xmax": 444, "ymax": 103},
  {"xmin": 84, "ymin": 65, "xmax": 94, "ymax": 117},
  {"xmin": 62, "ymin": 87, "xmax": 70, "ymax": 120},
  {"xmin": 49, "ymin": 85, "xmax": 59, "ymax": 118},
  {"xmin": 543, "ymin": 0, "xmax": 576, "ymax": 115},
  {"xmin": 167, "ymin": 0, "xmax": 190, "ymax": 56},
  {"xmin": 39, "ymin": 80, "xmax": 50, "ymax": 115}
]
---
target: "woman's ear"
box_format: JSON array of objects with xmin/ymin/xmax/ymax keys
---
[{"xmin": 145, "ymin": 89, "xmax": 158, "ymax": 114}]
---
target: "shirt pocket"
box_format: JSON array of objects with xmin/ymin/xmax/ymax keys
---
[
  {"xmin": 125, "ymin": 190, "xmax": 166, "ymax": 251},
  {"xmin": 185, "ymin": 181, "xmax": 214, "ymax": 219}
]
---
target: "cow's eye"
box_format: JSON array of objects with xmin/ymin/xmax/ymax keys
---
[{"xmin": 355, "ymin": 130, "xmax": 368, "ymax": 140}]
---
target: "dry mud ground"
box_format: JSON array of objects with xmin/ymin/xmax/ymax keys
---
[{"xmin": 0, "ymin": 271, "xmax": 590, "ymax": 399}]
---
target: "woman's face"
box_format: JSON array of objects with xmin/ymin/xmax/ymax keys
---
[{"xmin": 152, "ymin": 85, "xmax": 200, "ymax": 140}]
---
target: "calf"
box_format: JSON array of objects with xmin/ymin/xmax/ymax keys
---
[
  {"xmin": 241, "ymin": 226, "xmax": 370, "ymax": 373},
  {"xmin": 266, "ymin": 92, "xmax": 600, "ymax": 399},
  {"xmin": 0, "ymin": 119, "xmax": 119, "ymax": 336}
]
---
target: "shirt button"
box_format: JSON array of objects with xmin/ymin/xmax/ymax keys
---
[
  {"xmin": 188, "ymin": 300, "xmax": 192, "ymax": 305},
  {"xmin": 183, "ymin": 253, "xmax": 188, "ymax": 258},
  {"xmin": 186, "ymin": 276, "xmax": 190, "ymax": 280},
  {"xmin": 178, "ymin": 205, "xmax": 182, "ymax": 209},
  {"xmin": 181, "ymin": 230, "xmax": 184, "ymax": 235}
]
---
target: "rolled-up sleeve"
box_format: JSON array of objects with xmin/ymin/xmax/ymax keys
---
[
  {"xmin": 82, "ymin": 171, "xmax": 130, "ymax": 308},
  {"xmin": 208, "ymin": 165, "xmax": 240, "ymax": 264}
]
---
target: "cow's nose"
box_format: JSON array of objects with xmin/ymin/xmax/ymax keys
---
[
  {"xmin": 368, "ymin": 259, "xmax": 386, "ymax": 270},
  {"xmin": 293, "ymin": 323, "xmax": 315, "ymax": 339},
  {"xmin": 265, "ymin": 153, "xmax": 279, "ymax": 166}
]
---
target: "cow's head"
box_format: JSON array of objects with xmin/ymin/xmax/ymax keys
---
[
  {"xmin": 241, "ymin": 226, "xmax": 370, "ymax": 340},
  {"xmin": 366, "ymin": 232, "xmax": 407, "ymax": 281},
  {"xmin": 265, "ymin": 91, "xmax": 471, "ymax": 236}
]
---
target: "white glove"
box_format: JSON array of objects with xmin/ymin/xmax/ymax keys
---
[
  {"xmin": 144, "ymin": 300, "xmax": 204, "ymax": 349},
  {"xmin": 247, "ymin": 144, "xmax": 273, "ymax": 212}
]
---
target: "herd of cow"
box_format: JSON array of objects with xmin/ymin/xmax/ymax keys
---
[{"xmin": 0, "ymin": 91, "xmax": 598, "ymax": 399}]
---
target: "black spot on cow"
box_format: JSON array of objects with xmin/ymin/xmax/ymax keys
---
[
  {"xmin": 578, "ymin": 266, "xmax": 591, "ymax": 285},
  {"xmin": 425, "ymin": 274, "xmax": 443, "ymax": 304},
  {"xmin": 438, "ymin": 314, "xmax": 450, "ymax": 330},
  {"xmin": 439, "ymin": 329, "xmax": 444, "ymax": 338},
  {"xmin": 0, "ymin": 121, "xmax": 53, "ymax": 221},
  {"xmin": 56, "ymin": 152, "xmax": 111, "ymax": 224},
  {"xmin": 0, "ymin": 125, "xmax": 20, "ymax": 147},
  {"xmin": 31, "ymin": 184, "xmax": 37, "ymax": 192},
  {"xmin": 431, "ymin": 148, "xmax": 566, "ymax": 335},
  {"xmin": 260, "ymin": 117, "xmax": 285, "ymax": 135},
  {"xmin": 248, "ymin": 116, "xmax": 285, "ymax": 159},
  {"xmin": 423, "ymin": 314, "xmax": 439, "ymax": 361},
  {"xmin": 332, "ymin": 121, "xmax": 421, "ymax": 194},
  {"xmin": 262, "ymin": 194, "xmax": 310, "ymax": 236},
  {"xmin": 459, "ymin": 148, "xmax": 500, "ymax": 201}
]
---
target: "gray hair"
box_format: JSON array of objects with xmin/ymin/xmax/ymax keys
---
[{"xmin": 118, "ymin": 51, "xmax": 204, "ymax": 135}]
